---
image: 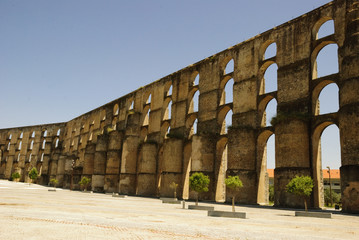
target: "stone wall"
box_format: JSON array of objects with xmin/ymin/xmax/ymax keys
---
[{"xmin": 1, "ymin": 0, "xmax": 358, "ymax": 213}]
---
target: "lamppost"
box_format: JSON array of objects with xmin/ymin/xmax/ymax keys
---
[{"xmin": 326, "ymin": 166, "xmax": 332, "ymax": 207}]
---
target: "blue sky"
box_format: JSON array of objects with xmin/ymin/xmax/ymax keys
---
[{"xmin": 0, "ymin": 0, "xmax": 340, "ymax": 169}]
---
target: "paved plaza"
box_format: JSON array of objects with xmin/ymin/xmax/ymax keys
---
[{"xmin": 0, "ymin": 180, "xmax": 358, "ymax": 239}]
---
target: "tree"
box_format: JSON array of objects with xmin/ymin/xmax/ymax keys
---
[
  {"xmin": 28, "ymin": 167, "xmax": 38, "ymax": 183},
  {"xmin": 50, "ymin": 178, "xmax": 58, "ymax": 189},
  {"xmin": 324, "ymin": 188, "xmax": 341, "ymax": 207},
  {"xmin": 79, "ymin": 177, "xmax": 91, "ymax": 191},
  {"xmin": 225, "ymin": 175, "xmax": 243, "ymax": 212},
  {"xmin": 169, "ymin": 182, "xmax": 178, "ymax": 199},
  {"xmin": 286, "ymin": 175, "xmax": 313, "ymax": 211},
  {"xmin": 12, "ymin": 172, "xmax": 21, "ymax": 182},
  {"xmin": 189, "ymin": 172, "xmax": 210, "ymax": 206}
]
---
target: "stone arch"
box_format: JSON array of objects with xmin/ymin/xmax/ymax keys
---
[
  {"xmin": 260, "ymin": 40, "xmax": 276, "ymax": 61},
  {"xmin": 141, "ymin": 105, "xmax": 150, "ymax": 126},
  {"xmin": 311, "ymin": 42, "xmax": 338, "ymax": 79},
  {"xmin": 219, "ymin": 77, "xmax": 234, "ymax": 105},
  {"xmin": 144, "ymin": 92, "xmax": 152, "ymax": 105},
  {"xmin": 161, "ymin": 122, "xmax": 170, "ymax": 139},
  {"xmin": 29, "ymin": 140, "xmax": 34, "ymax": 150},
  {"xmin": 31, "ymin": 131, "xmax": 36, "ymax": 138},
  {"xmin": 113, "ymin": 104, "xmax": 119, "ymax": 116},
  {"xmin": 55, "ymin": 138, "xmax": 59, "ymax": 148},
  {"xmin": 188, "ymin": 88, "xmax": 199, "ymax": 114},
  {"xmin": 259, "ymin": 60, "xmax": 277, "ymax": 95},
  {"xmin": 56, "ymin": 129, "xmax": 61, "ymax": 136},
  {"xmin": 257, "ymin": 129, "xmax": 275, "ymax": 204},
  {"xmin": 191, "ymin": 71, "xmax": 200, "ymax": 86},
  {"xmin": 19, "ymin": 132, "xmax": 23, "ymax": 139},
  {"xmin": 18, "ymin": 141, "xmax": 22, "ymax": 150},
  {"xmin": 312, "ymin": 80, "xmax": 339, "ymax": 115},
  {"xmin": 186, "ymin": 114, "xmax": 198, "ymax": 139},
  {"xmin": 164, "ymin": 81, "xmax": 172, "ymax": 97},
  {"xmin": 312, "ymin": 16, "xmax": 334, "ymax": 40},
  {"xmin": 217, "ymin": 106, "xmax": 232, "ymax": 135},
  {"xmin": 42, "ymin": 130, "xmax": 48, "ymax": 137},
  {"xmin": 312, "ymin": 121, "xmax": 340, "ymax": 208},
  {"xmin": 220, "ymin": 57, "xmax": 234, "ymax": 75},
  {"xmin": 163, "ymin": 98, "xmax": 172, "ymax": 120}
]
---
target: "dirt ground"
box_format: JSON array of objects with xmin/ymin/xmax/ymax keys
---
[{"xmin": 0, "ymin": 180, "xmax": 358, "ymax": 240}]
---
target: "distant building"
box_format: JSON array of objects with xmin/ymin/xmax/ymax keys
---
[{"xmin": 267, "ymin": 169, "xmax": 340, "ymax": 194}]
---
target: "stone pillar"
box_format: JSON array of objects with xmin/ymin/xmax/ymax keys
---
[
  {"xmin": 92, "ymin": 134, "xmax": 108, "ymax": 192},
  {"xmin": 56, "ymin": 155, "xmax": 66, "ymax": 187},
  {"xmin": 227, "ymin": 125, "xmax": 257, "ymax": 204},
  {"xmin": 104, "ymin": 131, "xmax": 122, "ymax": 193},
  {"xmin": 338, "ymin": 0, "xmax": 359, "ymax": 213},
  {"xmin": 159, "ymin": 138, "xmax": 183, "ymax": 198},
  {"xmin": 137, "ymin": 142, "xmax": 157, "ymax": 196},
  {"xmin": 191, "ymin": 135, "xmax": 215, "ymax": 201},
  {"xmin": 119, "ymin": 136, "xmax": 139, "ymax": 195}
]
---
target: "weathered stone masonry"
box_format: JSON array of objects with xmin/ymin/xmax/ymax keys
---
[{"xmin": 1, "ymin": 0, "xmax": 359, "ymax": 213}]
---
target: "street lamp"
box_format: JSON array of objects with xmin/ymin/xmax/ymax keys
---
[{"xmin": 326, "ymin": 166, "xmax": 332, "ymax": 207}]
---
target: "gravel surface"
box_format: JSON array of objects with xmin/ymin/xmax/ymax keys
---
[{"xmin": 0, "ymin": 180, "xmax": 358, "ymax": 239}]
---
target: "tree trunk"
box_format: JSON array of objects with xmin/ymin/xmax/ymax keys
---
[
  {"xmin": 196, "ymin": 192, "xmax": 198, "ymax": 206},
  {"xmin": 232, "ymin": 196, "xmax": 235, "ymax": 212},
  {"xmin": 304, "ymin": 198, "xmax": 308, "ymax": 211}
]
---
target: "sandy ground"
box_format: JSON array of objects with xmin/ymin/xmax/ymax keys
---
[{"xmin": 0, "ymin": 180, "xmax": 358, "ymax": 240}]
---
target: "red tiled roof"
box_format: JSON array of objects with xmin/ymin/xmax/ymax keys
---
[{"xmin": 266, "ymin": 169, "xmax": 340, "ymax": 179}]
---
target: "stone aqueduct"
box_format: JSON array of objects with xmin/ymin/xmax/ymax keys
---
[{"xmin": 1, "ymin": 0, "xmax": 359, "ymax": 213}]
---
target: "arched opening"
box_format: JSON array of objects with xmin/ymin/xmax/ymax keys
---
[
  {"xmin": 7, "ymin": 142, "xmax": 10, "ymax": 151},
  {"xmin": 8, "ymin": 134, "xmax": 12, "ymax": 140},
  {"xmin": 313, "ymin": 44, "xmax": 339, "ymax": 79},
  {"xmin": 55, "ymin": 139, "xmax": 59, "ymax": 148},
  {"xmin": 220, "ymin": 78, "xmax": 234, "ymax": 105},
  {"xmin": 263, "ymin": 63, "xmax": 278, "ymax": 93},
  {"xmin": 29, "ymin": 154, "xmax": 32, "ymax": 162},
  {"xmin": 43, "ymin": 130, "xmax": 48, "ymax": 137},
  {"xmin": 30, "ymin": 140, "xmax": 34, "ymax": 150},
  {"xmin": 222, "ymin": 110, "xmax": 232, "ymax": 135},
  {"xmin": 42, "ymin": 140, "xmax": 46, "ymax": 150},
  {"xmin": 264, "ymin": 98, "xmax": 277, "ymax": 127},
  {"xmin": 312, "ymin": 123, "xmax": 341, "ymax": 208},
  {"xmin": 40, "ymin": 153, "xmax": 44, "ymax": 162},
  {"xmin": 257, "ymin": 131, "xmax": 275, "ymax": 205},
  {"xmin": 193, "ymin": 73, "xmax": 199, "ymax": 86},
  {"xmin": 18, "ymin": 141, "xmax": 22, "ymax": 150},
  {"xmin": 317, "ymin": 19, "xmax": 335, "ymax": 39},
  {"xmin": 57, "ymin": 129, "xmax": 61, "ymax": 136},
  {"xmin": 146, "ymin": 94, "xmax": 152, "ymax": 105},
  {"xmin": 129, "ymin": 100, "xmax": 134, "ymax": 110},
  {"xmin": 31, "ymin": 131, "xmax": 35, "ymax": 138},
  {"xmin": 113, "ymin": 104, "xmax": 119, "ymax": 116},
  {"xmin": 224, "ymin": 59, "xmax": 234, "ymax": 75},
  {"xmin": 142, "ymin": 107, "xmax": 150, "ymax": 126},
  {"xmin": 166, "ymin": 85, "xmax": 173, "ymax": 96},
  {"xmin": 17, "ymin": 153, "xmax": 20, "ymax": 162},
  {"xmin": 164, "ymin": 100, "xmax": 172, "ymax": 120},
  {"xmin": 189, "ymin": 90, "xmax": 199, "ymax": 113},
  {"xmin": 264, "ymin": 42, "xmax": 277, "ymax": 60},
  {"xmin": 316, "ymin": 83, "xmax": 339, "ymax": 115},
  {"xmin": 19, "ymin": 132, "xmax": 23, "ymax": 139}
]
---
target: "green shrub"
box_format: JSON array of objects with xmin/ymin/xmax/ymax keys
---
[
  {"xmin": 28, "ymin": 167, "xmax": 38, "ymax": 182},
  {"xmin": 225, "ymin": 175, "xmax": 243, "ymax": 212},
  {"xmin": 12, "ymin": 172, "xmax": 21, "ymax": 180},
  {"xmin": 79, "ymin": 177, "xmax": 91, "ymax": 191},
  {"xmin": 286, "ymin": 175, "xmax": 313, "ymax": 211},
  {"xmin": 189, "ymin": 172, "xmax": 210, "ymax": 205}
]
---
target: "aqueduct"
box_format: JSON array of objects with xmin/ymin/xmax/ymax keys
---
[{"xmin": 1, "ymin": 0, "xmax": 359, "ymax": 213}]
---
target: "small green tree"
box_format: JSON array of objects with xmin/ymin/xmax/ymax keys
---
[
  {"xmin": 225, "ymin": 175, "xmax": 243, "ymax": 212},
  {"xmin": 268, "ymin": 185, "xmax": 274, "ymax": 204},
  {"xmin": 286, "ymin": 175, "xmax": 314, "ymax": 211},
  {"xmin": 50, "ymin": 178, "xmax": 58, "ymax": 189},
  {"xmin": 12, "ymin": 172, "xmax": 21, "ymax": 182},
  {"xmin": 324, "ymin": 188, "xmax": 341, "ymax": 207},
  {"xmin": 79, "ymin": 177, "xmax": 91, "ymax": 191},
  {"xmin": 28, "ymin": 167, "xmax": 38, "ymax": 184},
  {"xmin": 169, "ymin": 182, "xmax": 178, "ymax": 199},
  {"xmin": 189, "ymin": 172, "xmax": 210, "ymax": 206}
]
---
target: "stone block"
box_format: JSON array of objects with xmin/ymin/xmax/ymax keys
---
[
  {"xmin": 94, "ymin": 151, "xmax": 106, "ymax": 174},
  {"xmin": 208, "ymin": 210, "xmax": 246, "ymax": 219},
  {"xmin": 91, "ymin": 175, "xmax": 104, "ymax": 192},
  {"xmin": 121, "ymin": 136, "xmax": 139, "ymax": 174},
  {"xmin": 106, "ymin": 150, "xmax": 121, "ymax": 174},
  {"xmin": 104, "ymin": 174, "xmax": 119, "ymax": 193},
  {"xmin": 295, "ymin": 211, "xmax": 331, "ymax": 219},
  {"xmin": 139, "ymin": 143, "xmax": 157, "ymax": 174},
  {"xmin": 188, "ymin": 205, "xmax": 214, "ymax": 211},
  {"xmin": 137, "ymin": 174, "xmax": 156, "ymax": 196},
  {"xmin": 163, "ymin": 139, "xmax": 183, "ymax": 173},
  {"xmin": 119, "ymin": 174, "xmax": 136, "ymax": 195},
  {"xmin": 191, "ymin": 135, "xmax": 214, "ymax": 172}
]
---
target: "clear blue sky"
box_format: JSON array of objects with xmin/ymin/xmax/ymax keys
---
[{"xmin": 0, "ymin": 0, "xmax": 340, "ymax": 169}]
